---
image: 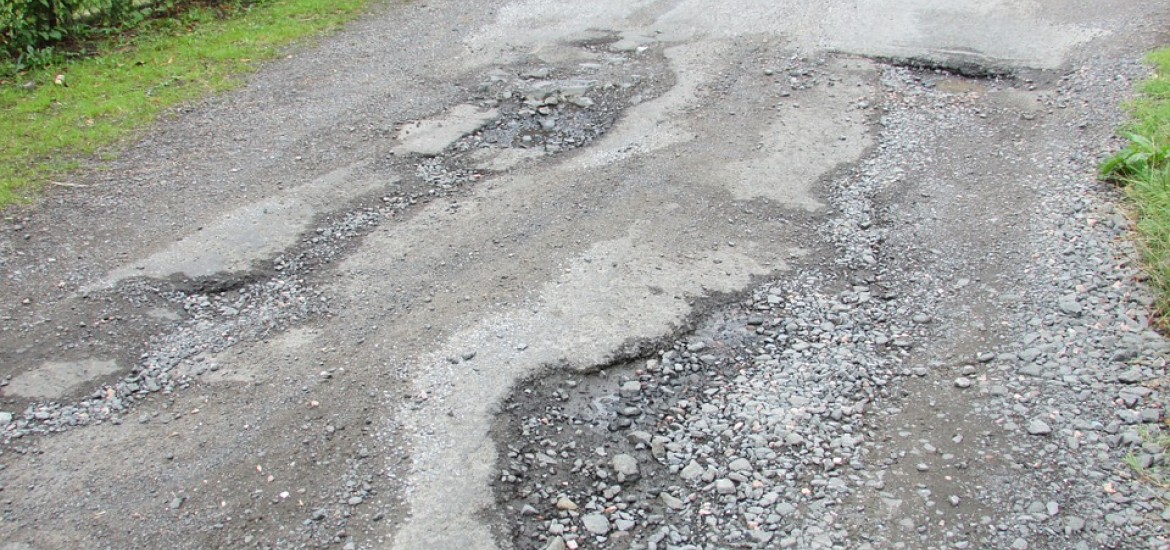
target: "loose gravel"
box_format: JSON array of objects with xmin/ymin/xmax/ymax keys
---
[{"xmin": 492, "ymin": 60, "xmax": 1170, "ymax": 550}]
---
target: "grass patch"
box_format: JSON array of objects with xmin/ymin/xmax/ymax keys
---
[
  {"xmin": 1106, "ymin": 47, "xmax": 1170, "ymax": 497},
  {"xmin": 0, "ymin": 0, "xmax": 374, "ymax": 207},
  {"xmin": 1103, "ymin": 46, "xmax": 1170, "ymax": 324}
]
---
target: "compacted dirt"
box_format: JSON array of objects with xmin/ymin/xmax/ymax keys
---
[{"xmin": 1, "ymin": 1, "xmax": 1170, "ymax": 549}]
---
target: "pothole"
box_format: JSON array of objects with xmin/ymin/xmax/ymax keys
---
[{"xmin": 0, "ymin": 39, "xmax": 674, "ymax": 444}]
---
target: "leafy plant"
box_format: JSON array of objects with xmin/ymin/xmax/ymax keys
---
[{"xmin": 1101, "ymin": 132, "xmax": 1170, "ymax": 181}]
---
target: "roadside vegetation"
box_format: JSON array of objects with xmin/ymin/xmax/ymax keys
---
[
  {"xmin": 0, "ymin": 0, "xmax": 373, "ymax": 207},
  {"xmin": 1101, "ymin": 46, "xmax": 1170, "ymax": 498},
  {"xmin": 1102, "ymin": 47, "xmax": 1170, "ymax": 323}
]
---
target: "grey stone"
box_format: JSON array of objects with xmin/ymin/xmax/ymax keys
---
[
  {"xmin": 680, "ymin": 461, "xmax": 704, "ymax": 481},
  {"xmin": 1018, "ymin": 348, "xmax": 1042, "ymax": 362},
  {"xmin": 619, "ymin": 381, "xmax": 642, "ymax": 398},
  {"xmin": 1026, "ymin": 419, "xmax": 1052, "ymax": 435},
  {"xmin": 582, "ymin": 513, "xmax": 610, "ymax": 535},
  {"xmin": 1058, "ymin": 299, "xmax": 1082, "ymax": 315},
  {"xmin": 544, "ymin": 537, "xmax": 567, "ymax": 550},
  {"xmin": 612, "ymin": 454, "xmax": 639, "ymax": 478},
  {"xmin": 660, "ymin": 492, "xmax": 685, "ymax": 510},
  {"xmin": 715, "ymin": 478, "xmax": 736, "ymax": 494},
  {"xmin": 1118, "ymin": 368, "xmax": 1144, "ymax": 384},
  {"xmin": 728, "ymin": 457, "xmax": 753, "ymax": 472}
]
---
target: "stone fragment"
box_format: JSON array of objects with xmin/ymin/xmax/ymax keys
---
[{"xmin": 581, "ymin": 513, "xmax": 610, "ymax": 535}]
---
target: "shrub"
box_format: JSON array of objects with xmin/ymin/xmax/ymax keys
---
[{"xmin": 0, "ymin": 0, "xmax": 186, "ymax": 71}]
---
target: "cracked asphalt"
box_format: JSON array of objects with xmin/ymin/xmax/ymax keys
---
[{"xmin": 1, "ymin": 1, "xmax": 1169, "ymax": 549}]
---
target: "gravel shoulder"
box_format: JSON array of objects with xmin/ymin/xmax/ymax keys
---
[{"xmin": 0, "ymin": 1, "xmax": 1168, "ymax": 549}]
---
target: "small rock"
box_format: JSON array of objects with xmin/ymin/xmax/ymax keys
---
[
  {"xmin": 680, "ymin": 461, "xmax": 704, "ymax": 481},
  {"xmin": 619, "ymin": 381, "xmax": 642, "ymax": 398},
  {"xmin": 1018, "ymin": 348, "xmax": 1042, "ymax": 362},
  {"xmin": 1026, "ymin": 419, "xmax": 1052, "ymax": 435},
  {"xmin": 749, "ymin": 530, "xmax": 774, "ymax": 543},
  {"xmin": 660, "ymin": 492, "xmax": 685, "ymax": 510},
  {"xmin": 612, "ymin": 454, "xmax": 639, "ymax": 480},
  {"xmin": 556, "ymin": 497, "xmax": 578, "ymax": 511},
  {"xmin": 1058, "ymin": 299, "xmax": 1082, "ymax": 316},
  {"xmin": 544, "ymin": 537, "xmax": 567, "ymax": 550},
  {"xmin": 954, "ymin": 377, "xmax": 972, "ymax": 388},
  {"xmin": 582, "ymin": 513, "xmax": 610, "ymax": 535},
  {"xmin": 715, "ymin": 478, "xmax": 736, "ymax": 494},
  {"xmin": 1118, "ymin": 368, "xmax": 1145, "ymax": 384},
  {"xmin": 728, "ymin": 457, "xmax": 752, "ymax": 472}
]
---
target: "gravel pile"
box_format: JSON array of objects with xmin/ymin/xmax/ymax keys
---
[
  {"xmin": 496, "ymin": 266, "xmax": 920, "ymax": 550},
  {"xmin": 494, "ymin": 61, "xmax": 1170, "ymax": 549}
]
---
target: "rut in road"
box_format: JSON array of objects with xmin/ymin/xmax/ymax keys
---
[{"xmin": 0, "ymin": 1, "xmax": 1167, "ymax": 549}]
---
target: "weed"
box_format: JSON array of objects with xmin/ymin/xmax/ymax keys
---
[
  {"xmin": 1103, "ymin": 46, "xmax": 1170, "ymax": 323},
  {"xmin": 1100, "ymin": 132, "xmax": 1170, "ymax": 181}
]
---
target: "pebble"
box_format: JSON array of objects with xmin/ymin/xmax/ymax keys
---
[
  {"xmin": 544, "ymin": 537, "xmax": 567, "ymax": 550},
  {"xmin": 660, "ymin": 492, "xmax": 685, "ymax": 510},
  {"xmin": 1026, "ymin": 419, "xmax": 1053, "ymax": 435},
  {"xmin": 612, "ymin": 454, "xmax": 639, "ymax": 479},
  {"xmin": 581, "ymin": 513, "xmax": 610, "ymax": 535},
  {"xmin": 728, "ymin": 457, "xmax": 752, "ymax": 471}
]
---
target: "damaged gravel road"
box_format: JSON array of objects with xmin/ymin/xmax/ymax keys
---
[{"xmin": 2, "ymin": 0, "xmax": 1170, "ymax": 548}]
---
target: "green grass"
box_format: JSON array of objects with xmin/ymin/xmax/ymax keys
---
[
  {"xmin": 0, "ymin": 0, "xmax": 375, "ymax": 207},
  {"xmin": 1105, "ymin": 48, "xmax": 1170, "ymax": 494},
  {"xmin": 1103, "ymin": 46, "xmax": 1170, "ymax": 324}
]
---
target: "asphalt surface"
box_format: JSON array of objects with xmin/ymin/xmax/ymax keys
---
[{"xmin": 1, "ymin": 1, "xmax": 1169, "ymax": 549}]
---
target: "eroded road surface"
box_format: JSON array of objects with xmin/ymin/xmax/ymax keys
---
[{"xmin": 2, "ymin": 1, "xmax": 1169, "ymax": 549}]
